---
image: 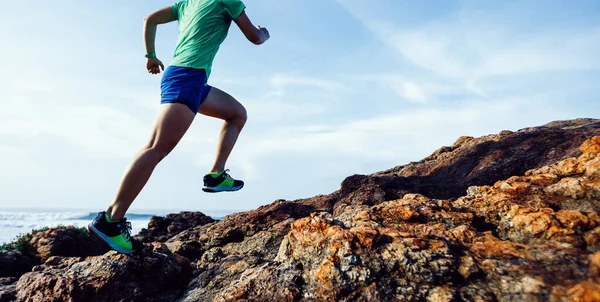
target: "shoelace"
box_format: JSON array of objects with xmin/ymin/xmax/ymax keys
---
[
  {"xmin": 222, "ymin": 169, "xmax": 233, "ymax": 181},
  {"xmin": 116, "ymin": 219, "xmax": 133, "ymax": 241}
]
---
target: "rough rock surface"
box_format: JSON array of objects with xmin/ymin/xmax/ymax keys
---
[
  {"xmin": 15, "ymin": 244, "xmax": 191, "ymax": 302},
  {"xmin": 0, "ymin": 277, "xmax": 18, "ymax": 302},
  {"xmin": 376, "ymin": 118, "xmax": 600, "ymax": 199},
  {"xmin": 4, "ymin": 118, "xmax": 600, "ymax": 301},
  {"xmin": 454, "ymin": 135, "xmax": 600, "ymax": 252},
  {"xmin": 0, "ymin": 251, "xmax": 34, "ymax": 278},
  {"xmin": 136, "ymin": 211, "xmax": 216, "ymax": 243},
  {"xmin": 26, "ymin": 226, "xmax": 110, "ymax": 262}
]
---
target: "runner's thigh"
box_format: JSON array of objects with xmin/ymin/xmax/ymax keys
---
[{"xmin": 198, "ymin": 86, "xmax": 246, "ymax": 121}]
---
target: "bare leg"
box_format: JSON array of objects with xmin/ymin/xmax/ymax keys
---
[
  {"xmin": 107, "ymin": 103, "xmax": 195, "ymax": 221},
  {"xmin": 198, "ymin": 87, "xmax": 247, "ymax": 173}
]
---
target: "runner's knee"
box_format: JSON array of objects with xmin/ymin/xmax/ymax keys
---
[
  {"xmin": 225, "ymin": 106, "xmax": 246, "ymax": 129},
  {"xmin": 233, "ymin": 106, "xmax": 247, "ymax": 128},
  {"xmin": 144, "ymin": 141, "xmax": 177, "ymax": 161}
]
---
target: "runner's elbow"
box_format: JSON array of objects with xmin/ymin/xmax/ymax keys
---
[{"xmin": 144, "ymin": 14, "xmax": 156, "ymax": 25}]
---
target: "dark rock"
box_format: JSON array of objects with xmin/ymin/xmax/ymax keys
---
[
  {"xmin": 0, "ymin": 277, "xmax": 17, "ymax": 302},
  {"xmin": 15, "ymin": 244, "xmax": 192, "ymax": 302},
  {"xmin": 0, "ymin": 251, "xmax": 34, "ymax": 278},
  {"xmin": 375, "ymin": 118, "xmax": 600, "ymax": 200},
  {"xmin": 27, "ymin": 226, "xmax": 110, "ymax": 262},
  {"xmin": 165, "ymin": 200, "xmax": 322, "ymax": 263},
  {"xmin": 136, "ymin": 211, "xmax": 216, "ymax": 243}
]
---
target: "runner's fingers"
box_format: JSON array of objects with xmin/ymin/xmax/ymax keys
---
[{"xmin": 147, "ymin": 63, "xmax": 162, "ymax": 74}]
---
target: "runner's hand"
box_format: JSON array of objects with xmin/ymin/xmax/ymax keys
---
[
  {"xmin": 257, "ymin": 26, "xmax": 270, "ymax": 43},
  {"xmin": 146, "ymin": 58, "xmax": 165, "ymax": 75}
]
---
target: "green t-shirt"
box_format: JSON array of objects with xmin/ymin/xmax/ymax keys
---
[{"xmin": 171, "ymin": 0, "xmax": 246, "ymax": 79}]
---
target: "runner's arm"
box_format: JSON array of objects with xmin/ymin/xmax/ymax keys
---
[
  {"xmin": 143, "ymin": 7, "xmax": 177, "ymax": 57},
  {"xmin": 235, "ymin": 10, "xmax": 270, "ymax": 45}
]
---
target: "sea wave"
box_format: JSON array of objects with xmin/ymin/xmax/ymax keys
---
[
  {"xmin": 0, "ymin": 212, "xmax": 157, "ymax": 221},
  {"xmin": 0, "ymin": 220, "xmax": 152, "ymax": 244},
  {"xmin": 0, "ymin": 223, "xmax": 38, "ymax": 228}
]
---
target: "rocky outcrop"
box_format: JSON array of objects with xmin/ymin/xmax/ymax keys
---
[
  {"xmin": 4, "ymin": 118, "xmax": 600, "ymax": 301},
  {"xmin": 0, "ymin": 277, "xmax": 18, "ymax": 302},
  {"xmin": 375, "ymin": 118, "xmax": 600, "ymax": 200},
  {"xmin": 182, "ymin": 194, "xmax": 594, "ymax": 301},
  {"xmin": 0, "ymin": 251, "xmax": 34, "ymax": 278},
  {"xmin": 15, "ymin": 244, "xmax": 192, "ymax": 302},
  {"xmin": 166, "ymin": 199, "xmax": 331, "ymax": 259},
  {"xmin": 136, "ymin": 211, "xmax": 216, "ymax": 243},
  {"xmin": 26, "ymin": 227, "xmax": 110, "ymax": 262},
  {"xmin": 454, "ymin": 136, "xmax": 600, "ymax": 252},
  {"xmin": 172, "ymin": 121, "xmax": 600, "ymax": 301},
  {"xmin": 175, "ymin": 121, "xmax": 600, "ymax": 301}
]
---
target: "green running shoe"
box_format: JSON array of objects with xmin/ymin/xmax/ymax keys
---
[
  {"xmin": 88, "ymin": 211, "xmax": 142, "ymax": 254},
  {"xmin": 202, "ymin": 169, "xmax": 244, "ymax": 193}
]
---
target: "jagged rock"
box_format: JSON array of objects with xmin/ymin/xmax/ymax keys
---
[
  {"xmin": 183, "ymin": 193, "xmax": 597, "ymax": 301},
  {"xmin": 468, "ymin": 232, "xmax": 590, "ymax": 301},
  {"xmin": 15, "ymin": 244, "xmax": 192, "ymax": 302},
  {"xmin": 170, "ymin": 199, "xmax": 333, "ymax": 301},
  {"xmin": 165, "ymin": 200, "xmax": 324, "ymax": 262},
  {"xmin": 0, "ymin": 277, "xmax": 17, "ymax": 302},
  {"xmin": 27, "ymin": 226, "xmax": 110, "ymax": 262},
  {"xmin": 375, "ymin": 118, "xmax": 600, "ymax": 200},
  {"xmin": 455, "ymin": 135, "xmax": 600, "ymax": 251},
  {"xmin": 0, "ymin": 251, "xmax": 33, "ymax": 278},
  {"xmin": 136, "ymin": 211, "xmax": 216, "ymax": 243},
  {"xmin": 275, "ymin": 211, "xmax": 459, "ymax": 300},
  {"xmin": 543, "ymin": 118, "xmax": 600, "ymax": 129}
]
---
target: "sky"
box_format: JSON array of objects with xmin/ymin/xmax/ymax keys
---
[{"xmin": 0, "ymin": 0, "xmax": 598, "ymax": 215}]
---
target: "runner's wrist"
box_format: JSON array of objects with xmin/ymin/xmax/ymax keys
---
[{"xmin": 145, "ymin": 53, "xmax": 157, "ymax": 59}]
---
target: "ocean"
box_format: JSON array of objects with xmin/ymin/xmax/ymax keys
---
[
  {"xmin": 0, "ymin": 210, "xmax": 158, "ymax": 244},
  {"xmin": 0, "ymin": 209, "xmax": 234, "ymax": 244}
]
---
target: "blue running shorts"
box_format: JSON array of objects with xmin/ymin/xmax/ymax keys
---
[{"xmin": 160, "ymin": 66, "xmax": 212, "ymax": 113}]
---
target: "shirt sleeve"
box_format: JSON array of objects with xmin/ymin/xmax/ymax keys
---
[
  {"xmin": 171, "ymin": 0, "xmax": 187, "ymax": 20},
  {"xmin": 221, "ymin": 0, "xmax": 246, "ymax": 21}
]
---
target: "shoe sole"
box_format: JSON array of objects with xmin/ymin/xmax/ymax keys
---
[
  {"xmin": 88, "ymin": 224, "xmax": 136, "ymax": 255},
  {"xmin": 202, "ymin": 184, "xmax": 244, "ymax": 193}
]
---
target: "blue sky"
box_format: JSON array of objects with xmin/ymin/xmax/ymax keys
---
[{"xmin": 0, "ymin": 0, "xmax": 598, "ymax": 215}]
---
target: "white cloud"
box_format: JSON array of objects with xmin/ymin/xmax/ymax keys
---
[
  {"xmin": 390, "ymin": 25, "xmax": 600, "ymax": 82},
  {"xmin": 336, "ymin": 0, "xmax": 600, "ymax": 94},
  {"xmin": 358, "ymin": 74, "xmax": 471, "ymax": 103},
  {"xmin": 267, "ymin": 74, "xmax": 344, "ymax": 97},
  {"xmin": 0, "ymin": 94, "xmax": 150, "ymax": 160}
]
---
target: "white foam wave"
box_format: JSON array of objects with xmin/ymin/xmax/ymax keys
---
[
  {"xmin": 0, "ymin": 220, "xmax": 150, "ymax": 244},
  {"xmin": 0, "ymin": 212, "xmax": 91, "ymax": 221}
]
